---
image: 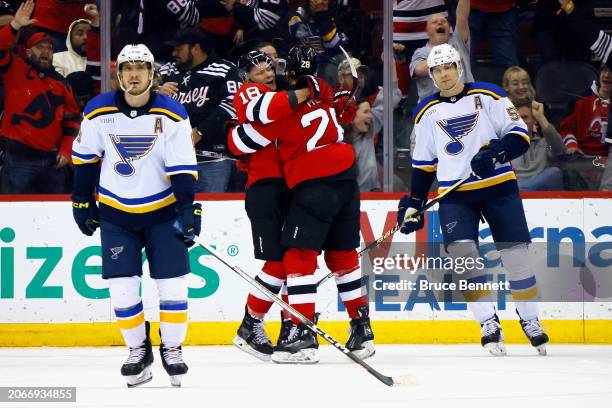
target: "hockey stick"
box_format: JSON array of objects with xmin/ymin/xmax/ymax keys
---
[
  {"xmin": 338, "ymin": 45, "xmax": 358, "ymax": 114},
  {"xmin": 193, "ymin": 236, "xmax": 413, "ymax": 387},
  {"xmin": 314, "ymin": 173, "xmax": 474, "ymax": 287},
  {"xmin": 196, "ymin": 150, "xmax": 237, "ymax": 161}
]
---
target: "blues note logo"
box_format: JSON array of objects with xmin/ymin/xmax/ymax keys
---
[
  {"xmin": 111, "ymin": 134, "xmax": 157, "ymax": 176},
  {"xmin": 436, "ymin": 112, "xmax": 479, "ymax": 155}
]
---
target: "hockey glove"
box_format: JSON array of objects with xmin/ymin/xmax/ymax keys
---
[
  {"xmin": 295, "ymin": 75, "xmax": 320, "ymax": 100},
  {"xmin": 470, "ymin": 139, "xmax": 507, "ymax": 179},
  {"xmin": 72, "ymin": 196, "xmax": 100, "ymax": 236},
  {"xmin": 173, "ymin": 203, "xmax": 202, "ymax": 247},
  {"xmin": 397, "ymin": 195, "xmax": 425, "ymax": 235}
]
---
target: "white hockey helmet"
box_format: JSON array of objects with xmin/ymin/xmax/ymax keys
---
[
  {"xmin": 427, "ymin": 43, "xmax": 463, "ymax": 87},
  {"xmin": 116, "ymin": 44, "xmax": 155, "ymax": 94}
]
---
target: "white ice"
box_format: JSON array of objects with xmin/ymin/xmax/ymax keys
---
[{"xmin": 1, "ymin": 345, "xmax": 612, "ymax": 408}]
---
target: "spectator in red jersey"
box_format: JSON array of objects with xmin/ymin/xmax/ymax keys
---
[
  {"xmin": 32, "ymin": 0, "xmax": 88, "ymax": 53},
  {"xmin": 469, "ymin": 0, "xmax": 518, "ymax": 68},
  {"xmin": 0, "ymin": 0, "xmax": 80, "ymax": 194},
  {"xmin": 559, "ymin": 65, "xmax": 611, "ymax": 156}
]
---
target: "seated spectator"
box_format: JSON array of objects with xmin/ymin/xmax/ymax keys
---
[
  {"xmin": 559, "ymin": 65, "xmax": 610, "ymax": 156},
  {"xmin": 53, "ymin": 18, "xmax": 91, "ymax": 77},
  {"xmin": 0, "ymin": 0, "xmax": 80, "ymax": 194},
  {"xmin": 511, "ymin": 97, "xmax": 566, "ymax": 191},
  {"xmin": 502, "ymin": 65, "xmax": 535, "ymax": 101},
  {"xmin": 410, "ymin": 0, "xmax": 472, "ymax": 101}
]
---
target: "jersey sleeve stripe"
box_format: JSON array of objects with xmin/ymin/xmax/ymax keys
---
[
  {"xmin": 71, "ymin": 151, "xmax": 101, "ymax": 165},
  {"xmin": 165, "ymin": 165, "xmax": 198, "ymax": 178},
  {"xmin": 507, "ymin": 126, "xmax": 530, "ymax": 144},
  {"xmin": 148, "ymin": 108, "xmax": 184, "ymax": 122},
  {"xmin": 246, "ymin": 94, "xmax": 263, "ymax": 122},
  {"xmin": 414, "ymin": 99, "xmax": 440, "ymax": 123},
  {"xmin": 85, "ymin": 106, "xmax": 119, "ymax": 120},
  {"xmin": 258, "ymin": 92, "xmax": 274, "ymax": 124}
]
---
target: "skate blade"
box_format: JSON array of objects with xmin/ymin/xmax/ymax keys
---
[
  {"xmin": 232, "ymin": 336, "xmax": 272, "ymax": 362},
  {"xmin": 535, "ymin": 343, "xmax": 547, "ymax": 356},
  {"xmin": 484, "ymin": 342, "xmax": 507, "ymax": 356},
  {"xmin": 271, "ymin": 349, "xmax": 319, "ymax": 364},
  {"xmin": 125, "ymin": 367, "xmax": 153, "ymax": 388},
  {"xmin": 169, "ymin": 375, "xmax": 183, "ymax": 387},
  {"xmin": 349, "ymin": 341, "xmax": 376, "ymax": 360}
]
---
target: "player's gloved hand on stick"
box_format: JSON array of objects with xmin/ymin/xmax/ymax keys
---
[
  {"xmin": 72, "ymin": 195, "xmax": 100, "ymax": 236},
  {"xmin": 295, "ymin": 75, "xmax": 320, "ymax": 99},
  {"xmin": 173, "ymin": 203, "xmax": 202, "ymax": 247},
  {"xmin": 470, "ymin": 139, "xmax": 506, "ymax": 178},
  {"xmin": 397, "ymin": 195, "xmax": 425, "ymax": 235}
]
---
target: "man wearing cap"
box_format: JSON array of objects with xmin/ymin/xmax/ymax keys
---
[
  {"xmin": 158, "ymin": 27, "xmax": 241, "ymax": 193},
  {"xmin": 0, "ymin": 0, "xmax": 80, "ymax": 194}
]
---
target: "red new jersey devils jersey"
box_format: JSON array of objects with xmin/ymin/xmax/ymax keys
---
[
  {"xmin": 229, "ymin": 80, "xmax": 355, "ymax": 188},
  {"xmin": 233, "ymin": 82, "xmax": 284, "ymax": 187}
]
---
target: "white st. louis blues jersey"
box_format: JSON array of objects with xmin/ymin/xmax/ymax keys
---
[
  {"xmin": 412, "ymin": 82, "xmax": 529, "ymax": 192},
  {"xmin": 72, "ymin": 92, "xmax": 197, "ymax": 216}
]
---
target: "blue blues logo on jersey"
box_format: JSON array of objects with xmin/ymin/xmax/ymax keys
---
[
  {"xmin": 436, "ymin": 112, "xmax": 479, "ymax": 155},
  {"xmin": 111, "ymin": 134, "xmax": 158, "ymax": 176}
]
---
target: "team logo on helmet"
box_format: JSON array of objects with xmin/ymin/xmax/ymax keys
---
[{"xmin": 110, "ymin": 134, "xmax": 158, "ymax": 176}]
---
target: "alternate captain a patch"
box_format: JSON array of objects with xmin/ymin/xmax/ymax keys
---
[
  {"xmin": 436, "ymin": 112, "xmax": 479, "ymax": 155},
  {"xmin": 110, "ymin": 134, "xmax": 158, "ymax": 176}
]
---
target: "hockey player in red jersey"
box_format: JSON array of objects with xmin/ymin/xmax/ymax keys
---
[{"xmin": 229, "ymin": 46, "xmax": 374, "ymax": 364}]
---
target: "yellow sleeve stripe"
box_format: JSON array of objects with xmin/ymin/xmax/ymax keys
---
[
  {"xmin": 322, "ymin": 27, "xmax": 337, "ymax": 42},
  {"xmin": 467, "ymin": 89, "xmax": 502, "ymax": 100},
  {"xmin": 512, "ymin": 131, "xmax": 531, "ymax": 144},
  {"xmin": 413, "ymin": 164, "xmax": 437, "ymax": 172},
  {"xmin": 149, "ymin": 108, "xmax": 184, "ymax": 121},
  {"xmin": 85, "ymin": 106, "xmax": 119, "ymax": 119},
  {"xmin": 289, "ymin": 15, "xmax": 300, "ymax": 25},
  {"xmin": 415, "ymin": 100, "xmax": 440, "ymax": 124},
  {"xmin": 72, "ymin": 157, "xmax": 100, "ymax": 165}
]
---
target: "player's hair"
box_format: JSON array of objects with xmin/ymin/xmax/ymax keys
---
[
  {"xmin": 502, "ymin": 66, "xmax": 536, "ymax": 98},
  {"xmin": 511, "ymin": 95, "xmax": 534, "ymax": 110}
]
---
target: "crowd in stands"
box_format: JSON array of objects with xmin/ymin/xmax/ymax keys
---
[{"xmin": 0, "ymin": 0, "xmax": 610, "ymax": 194}]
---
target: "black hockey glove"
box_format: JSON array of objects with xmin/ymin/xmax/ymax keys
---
[
  {"xmin": 397, "ymin": 195, "xmax": 425, "ymax": 235},
  {"xmin": 173, "ymin": 203, "xmax": 202, "ymax": 247},
  {"xmin": 295, "ymin": 75, "xmax": 320, "ymax": 100},
  {"xmin": 470, "ymin": 139, "xmax": 507, "ymax": 179},
  {"xmin": 72, "ymin": 195, "xmax": 100, "ymax": 236}
]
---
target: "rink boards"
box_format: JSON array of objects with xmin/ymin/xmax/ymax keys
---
[{"xmin": 0, "ymin": 193, "xmax": 611, "ymax": 346}]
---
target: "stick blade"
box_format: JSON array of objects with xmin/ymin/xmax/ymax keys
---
[{"xmin": 391, "ymin": 374, "xmax": 418, "ymax": 386}]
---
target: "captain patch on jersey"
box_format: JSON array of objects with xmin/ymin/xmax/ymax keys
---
[{"xmin": 72, "ymin": 91, "xmax": 197, "ymax": 216}]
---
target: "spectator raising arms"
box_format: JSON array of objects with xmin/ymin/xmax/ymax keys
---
[
  {"xmin": 559, "ymin": 65, "xmax": 611, "ymax": 156},
  {"xmin": 0, "ymin": 0, "xmax": 80, "ymax": 194},
  {"xmin": 511, "ymin": 97, "xmax": 567, "ymax": 191}
]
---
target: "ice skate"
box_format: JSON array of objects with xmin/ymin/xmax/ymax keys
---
[
  {"xmin": 520, "ymin": 317, "xmax": 549, "ymax": 356},
  {"xmin": 481, "ymin": 314, "xmax": 506, "ymax": 356},
  {"xmin": 121, "ymin": 322, "xmax": 154, "ymax": 388},
  {"xmin": 276, "ymin": 313, "xmax": 297, "ymax": 348},
  {"xmin": 272, "ymin": 322, "xmax": 319, "ymax": 364},
  {"xmin": 346, "ymin": 306, "xmax": 375, "ymax": 360},
  {"xmin": 160, "ymin": 344, "xmax": 188, "ymax": 387},
  {"xmin": 232, "ymin": 307, "xmax": 274, "ymax": 361}
]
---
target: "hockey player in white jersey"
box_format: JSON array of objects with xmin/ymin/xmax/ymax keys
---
[
  {"xmin": 71, "ymin": 44, "xmax": 200, "ymax": 387},
  {"xmin": 397, "ymin": 44, "xmax": 549, "ymax": 356}
]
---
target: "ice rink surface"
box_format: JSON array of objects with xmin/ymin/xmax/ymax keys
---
[{"xmin": 1, "ymin": 345, "xmax": 611, "ymax": 408}]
